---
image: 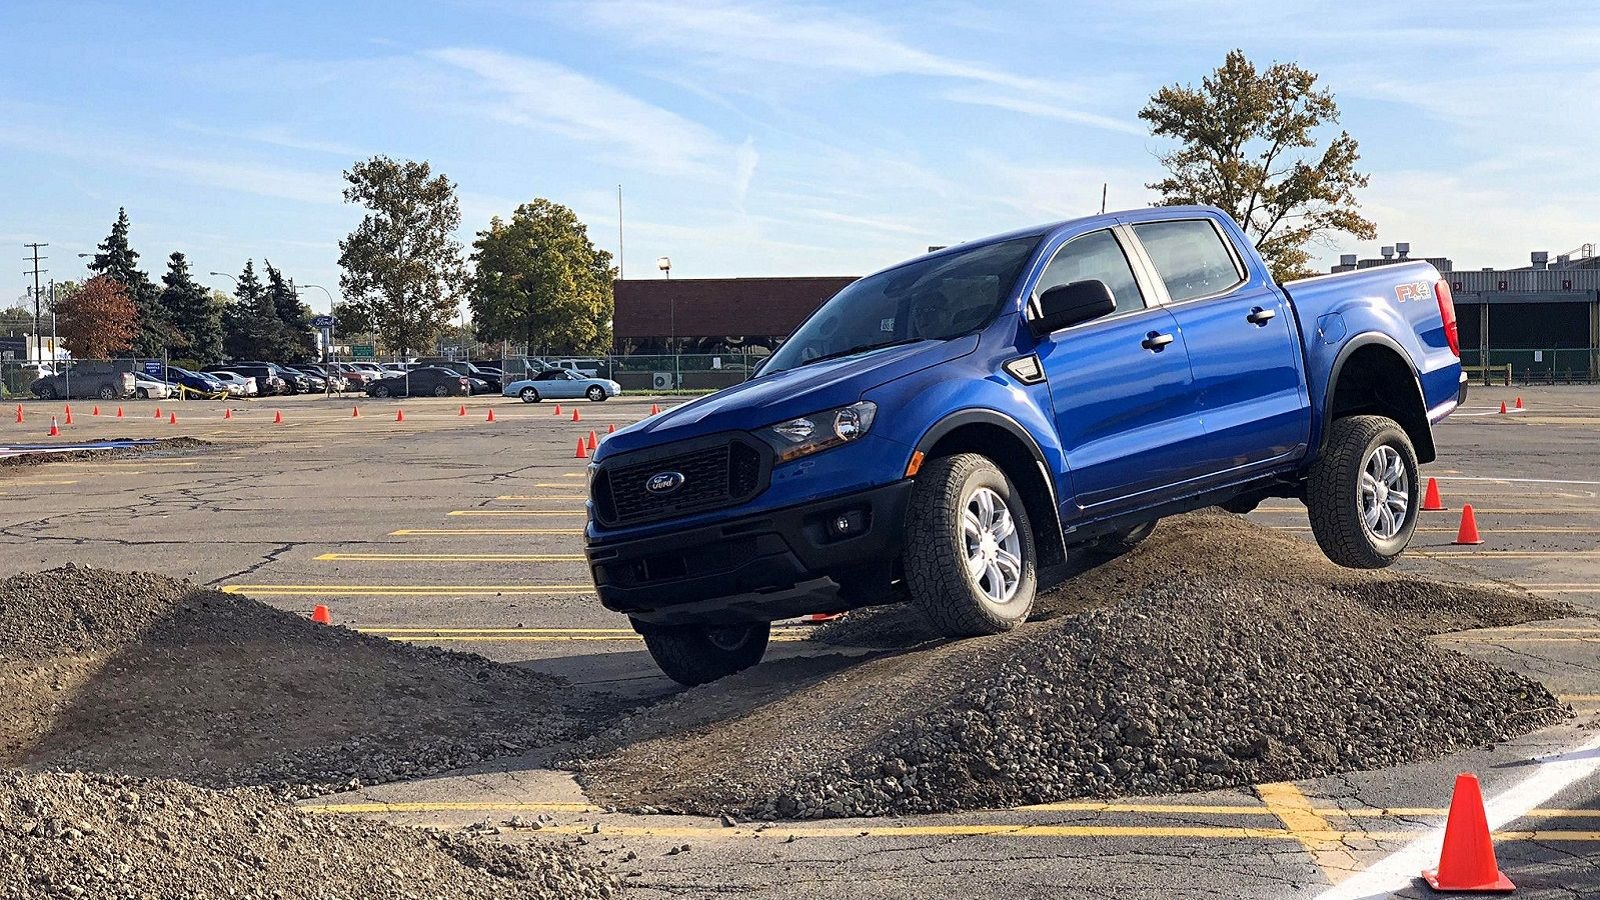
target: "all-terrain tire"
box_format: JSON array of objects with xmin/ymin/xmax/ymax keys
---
[
  {"xmin": 1306, "ymin": 415, "xmax": 1419, "ymax": 569},
  {"xmin": 1091, "ymin": 519, "xmax": 1157, "ymax": 557},
  {"xmin": 903, "ymin": 453, "xmax": 1037, "ymax": 638},
  {"xmin": 639, "ymin": 621, "xmax": 771, "ymax": 686}
]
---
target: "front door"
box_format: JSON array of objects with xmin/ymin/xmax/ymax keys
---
[{"xmin": 1031, "ymin": 228, "xmax": 1208, "ymax": 514}]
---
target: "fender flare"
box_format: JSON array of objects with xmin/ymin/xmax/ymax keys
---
[{"xmin": 1321, "ymin": 332, "xmax": 1436, "ymax": 462}]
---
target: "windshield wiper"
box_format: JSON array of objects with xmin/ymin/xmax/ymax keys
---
[{"xmin": 794, "ymin": 338, "xmax": 933, "ymax": 370}]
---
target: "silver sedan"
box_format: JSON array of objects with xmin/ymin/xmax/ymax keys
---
[{"xmin": 503, "ymin": 369, "xmax": 622, "ymax": 403}]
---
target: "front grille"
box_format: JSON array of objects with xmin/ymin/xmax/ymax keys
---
[{"xmin": 598, "ymin": 436, "xmax": 770, "ymax": 526}]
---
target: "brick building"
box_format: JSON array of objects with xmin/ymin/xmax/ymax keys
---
[{"xmin": 611, "ymin": 276, "xmax": 857, "ymax": 354}]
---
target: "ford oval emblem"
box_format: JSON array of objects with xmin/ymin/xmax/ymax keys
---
[{"xmin": 645, "ymin": 471, "xmax": 685, "ymax": 495}]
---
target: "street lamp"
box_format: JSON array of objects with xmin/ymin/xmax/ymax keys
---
[
  {"xmin": 656, "ymin": 257, "xmax": 677, "ymax": 386},
  {"xmin": 209, "ymin": 271, "xmax": 239, "ymax": 288},
  {"xmin": 300, "ymin": 284, "xmax": 338, "ymax": 373}
]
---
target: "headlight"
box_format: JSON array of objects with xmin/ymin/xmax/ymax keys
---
[{"xmin": 755, "ymin": 401, "xmax": 877, "ymax": 463}]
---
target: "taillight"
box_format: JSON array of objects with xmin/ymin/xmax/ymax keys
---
[{"xmin": 1434, "ymin": 280, "xmax": 1459, "ymax": 357}]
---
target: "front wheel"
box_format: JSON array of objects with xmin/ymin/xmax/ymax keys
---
[
  {"xmin": 639, "ymin": 622, "xmax": 771, "ymax": 686},
  {"xmin": 1306, "ymin": 415, "xmax": 1419, "ymax": 569},
  {"xmin": 371, "ymin": 385, "xmax": 390, "ymax": 399},
  {"xmin": 433, "ymin": 385, "xmax": 450, "ymax": 397},
  {"xmin": 587, "ymin": 385, "xmax": 607, "ymax": 402},
  {"xmin": 519, "ymin": 387, "xmax": 540, "ymax": 403},
  {"xmin": 99, "ymin": 385, "xmax": 117, "ymax": 400},
  {"xmin": 903, "ymin": 453, "xmax": 1037, "ymax": 638}
]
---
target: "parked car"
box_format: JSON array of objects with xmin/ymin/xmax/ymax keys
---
[
  {"xmin": 30, "ymin": 365, "xmax": 136, "ymax": 401},
  {"xmin": 281, "ymin": 366, "xmax": 327, "ymax": 393},
  {"xmin": 204, "ymin": 363, "xmax": 288, "ymax": 395},
  {"xmin": 549, "ymin": 357, "xmax": 605, "ymax": 377},
  {"xmin": 364, "ymin": 366, "xmax": 470, "ymax": 398},
  {"xmin": 208, "ymin": 371, "xmax": 258, "ymax": 397},
  {"xmin": 584, "ymin": 205, "xmax": 1467, "ymax": 685},
  {"xmin": 327, "ymin": 363, "xmax": 373, "ymax": 389},
  {"xmin": 297, "ymin": 365, "xmax": 350, "ymax": 392},
  {"xmin": 164, "ymin": 367, "xmax": 228, "ymax": 398},
  {"xmin": 504, "ymin": 368, "xmax": 622, "ymax": 403},
  {"xmin": 415, "ymin": 359, "xmax": 502, "ymax": 393},
  {"xmin": 133, "ymin": 372, "xmax": 172, "ymax": 400}
]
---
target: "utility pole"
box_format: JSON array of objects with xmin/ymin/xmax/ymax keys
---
[
  {"xmin": 617, "ymin": 184, "xmax": 625, "ymax": 280},
  {"xmin": 24, "ymin": 243, "xmax": 48, "ymax": 365}
]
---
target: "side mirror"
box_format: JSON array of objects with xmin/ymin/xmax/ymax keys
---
[{"xmin": 1031, "ymin": 280, "xmax": 1116, "ymax": 335}]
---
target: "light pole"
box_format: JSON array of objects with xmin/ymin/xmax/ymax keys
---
[
  {"xmin": 657, "ymin": 257, "xmax": 676, "ymax": 387},
  {"xmin": 301, "ymin": 284, "xmax": 337, "ymax": 371},
  {"xmin": 209, "ymin": 271, "xmax": 239, "ymax": 288}
]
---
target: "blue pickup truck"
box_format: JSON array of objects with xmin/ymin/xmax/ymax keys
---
[{"xmin": 586, "ymin": 206, "xmax": 1465, "ymax": 685}]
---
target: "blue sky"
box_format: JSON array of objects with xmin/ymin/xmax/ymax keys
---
[{"xmin": 4, "ymin": 0, "xmax": 1597, "ymax": 313}]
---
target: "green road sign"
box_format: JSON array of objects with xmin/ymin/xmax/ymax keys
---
[{"xmin": 352, "ymin": 344, "xmax": 375, "ymax": 359}]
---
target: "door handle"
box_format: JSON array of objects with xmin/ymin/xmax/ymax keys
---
[
  {"xmin": 1247, "ymin": 307, "xmax": 1276, "ymax": 325},
  {"xmin": 1141, "ymin": 331, "xmax": 1175, "ymax": 352}
]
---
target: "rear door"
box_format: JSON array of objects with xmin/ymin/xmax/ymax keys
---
[
  {"xmin": 1031, "ymin": 227, "xmax": 1208, "ymax": 513},
  {"xmin": 1128, "ymin": 217, "xmax": 1310, "ymax": 476}
]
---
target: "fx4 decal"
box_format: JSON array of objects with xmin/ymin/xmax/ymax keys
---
[{"xmin": 1395, "ymin": 280, "xmax": 1433, "ymax": 303}]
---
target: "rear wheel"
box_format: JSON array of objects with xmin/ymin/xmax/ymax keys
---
[
  {"xmin": 98, "ymin": 385, "xmax": 117, "ymax": 400},
  {"xmin": 520, "ymin": 387, "xmax": 540, "ymax": 403},
  {"xmin": 433, "ymin": 385, "xmax": 449, "ymax": 397},
  {"xmin": 903, "ymin": 453, "xmax": 1037, "ymax": 637},
  {"xmin": 639, "ymin": 622, "xmax": 771, "ymax": 686},
  {"xmin": 587, "ymin": 385, "xmax": 607, "ymax": 401},
  {"xmin": 1306, "ymin": 415, "xmax": 1418, "ymax": 568},
  {"xmin": 371, "ymin": 384, "xmax": 390, "ymax": 398}
]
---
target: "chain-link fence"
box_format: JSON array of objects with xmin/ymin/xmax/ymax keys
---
[
  {"xmin": 1461, "ymin": 348, "xmax": 1600, "ymax": 384},
  {"xmin": 1, "ymin": 358, "xmax": 238, "ymax": 402},
  {"xmin": 490, "ymin": 352, "xmax": 766, "ymax": 391}
]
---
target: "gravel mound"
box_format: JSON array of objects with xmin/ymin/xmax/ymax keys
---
[
  {"xmin": 0, "ymin": 769, "xmax": 617, "ymax": 900},
  {"xmin": 1, "ymin": 566, "xmax": 574, "ymax": 796},
  {"xmin": 0, "ymin": 437, "xmax": 207, "ymax": 470},
  {"xmin": 576, "ymin": 514, "xmax": 1571, "ymax": 819}
]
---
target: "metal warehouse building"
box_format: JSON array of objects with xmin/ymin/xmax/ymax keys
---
[{"xmin": 1331, "ymin": 243, "xmax": 1600, "ymax": 381}]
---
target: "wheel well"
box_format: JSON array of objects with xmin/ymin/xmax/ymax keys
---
[
  {"xmin": 1326, "ymin": 344, "xmax": 1436, "ymax": 463},
  {"xmin": 924, "ymin": 423, "xmax": 1067, "ymax": 568}
]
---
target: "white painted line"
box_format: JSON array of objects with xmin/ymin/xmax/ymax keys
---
[{"xmin": 1314, "ymin": 731, "xmax": 1600, "ymax": 899}]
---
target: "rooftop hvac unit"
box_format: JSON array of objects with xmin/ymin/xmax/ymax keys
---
[
  {"xmin": 1380, "ymin": 246, "xmax": 1395, "ymax": 259},
  {"xmin": 652, "ymin": 371, "xmax": 675, "ymax": 390},
  {"xmin": 1396, "ymin": 242, "xmax": 1410, "ymax": 259},
  {"xmin": 1340, "ymin": 254, "xmax": 1358, "ymax": 266}
]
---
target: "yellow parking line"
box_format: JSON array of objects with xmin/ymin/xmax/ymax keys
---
[
  {"xmin": 1257, "ymin": 783, "xmax": 1355, "ymax": 881},
  {"xmin": 0, "ymin": 479, "xmax": 79, "ymax": 485},
  {"xmin": 446, "ymin": 511, "xmax": 585, "ymax": 517},
  {"xmin": 305, "ymin": 801, "xmax": 596, "ymax": 813},
  {"xmin": 313, "ymin": 552, "xmax": 585, "ymax": 562},
  {"xmin": 389, "ymin": 529, "xmax": 580, "ymax": 536},
  {"xmin": 220, "ymin": 584, "xmax": 593, "ymax": 597},
  {"xmin": 1258, "ymin": 508, "xmax": 1592, "ymax": 516},
  {"xmin": 493, "ymin": 496, "xmax": 586, "ymax": 501}
]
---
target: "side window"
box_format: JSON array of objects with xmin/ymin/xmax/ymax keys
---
[
  {"xmin": 1131, "ymin": 219, "xmax": 1244, "ymax": 303},
  {"xmin": 1034, "ymin": 230, "xmax": 1145, "ymax": 315}
]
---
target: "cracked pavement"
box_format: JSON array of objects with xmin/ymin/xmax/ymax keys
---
[{"xmin": 3, "ymin": 390, "xmax": 1600, "ymax": 898}]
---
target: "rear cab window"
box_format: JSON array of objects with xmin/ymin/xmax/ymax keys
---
[{"xmin": 1131, "ymin": 219, "xmax": 1245, "ymax": 303}]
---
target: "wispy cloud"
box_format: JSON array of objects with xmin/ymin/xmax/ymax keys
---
[
  {"xmin": 426, "ymin": 46, "xmax": 741, "ymax": 179},
  {"xmin": 172, "ymin": 120, "xmax": 363, "ymax": 158}
]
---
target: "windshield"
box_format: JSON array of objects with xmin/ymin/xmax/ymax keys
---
[{"xmin": 763, "ymin": 236, "xmax": 1042, "ymax": 375}]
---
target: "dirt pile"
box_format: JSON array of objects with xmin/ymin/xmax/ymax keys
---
[
  {"xmin": 0, "ymin": 438, "xmax": 207, "ymax": 470},
  {"xmin": 1, "ymin": 566, "xmax": 573, "ymax": 795},
  {"xmin": 576, "ymin": 513, "xmax": 1571, "ymax": 819},
  {"xmin": 0, "ymin": 769, "xmax": 617, "ymax": 900}
]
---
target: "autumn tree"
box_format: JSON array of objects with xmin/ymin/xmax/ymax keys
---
[
  {"xmin": 55, "ymin": 275, "xmax": 139, "ymax": 359},
  {"xmin": 1139, "ymin": 50, "xmax": 1376, "ymax": 280},
  {"xmin": 160, "ymin": 252, "xmax": 223, "ymax": 364},
  {"xmin": 470, "ymin": 199, "xmax": 614, "ymax": 355},
  {"xmin": 337, "ymin": 156, "xmax": 467, "ymax": 355}
]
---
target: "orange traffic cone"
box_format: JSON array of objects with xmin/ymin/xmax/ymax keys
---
[
  {"xmin": 552, "ymin": 404, "xmax": 562, "ymax": 416},
  {"xmin": 396, "ymin": 409, "xmax": 405, "ymax": 422},
  {"xmin": 64, "ymin": 406, "xmax": 73, "ymax": 425},
  {"xmin": 1422, "ymin": 773, "xmax": 1514, "ymax": 893},
  {"xmin": 486, "ymin": 408, "xmax": 496, "ymax": 422},
  {"xmin": 803, "ymin": 613, "xmax": 844, "ymax": 624},
  {"xmin": 352, "ymin": 406, "xmax": 360, "ymax": 418},
  {"xmin": 587, "ymin": 430, "xmax": 598, "ymax": 451},
  {"xmin": 48, "ymin": 416, "xmax": 59, "ymax": 437},
  {"xmin": 459, "ymin": 404, "xmax": 467, "ymax": 416},
  {"xmin": 154, "ymin": 406, "xmax": 162, "ymax": 419},
  {"xmin": 1498, "ymin": 401, "xmax": 1508, "ymax": 414},
  {"xmin": 14, "ymin": 405, "xmax": 21, "ymax": 424},
  {"xmin": 607, "ymin": 423, "xmax": 616, "ymax": 434},
  {"xmin": 168, "ymin": 412, "xmax": 177, "ymax": 425},
  {"xmin": 650, "ymin": 403, "xmax": 661, "ymax": 415},
  {"xmin": 571, "ymin": 408, "xmax": 581, "ymax": 422},
  {"xmin": 224, "ymin": 408, "xmax": 233, "ymax": 420},
  {"xmin": 91, "ymin": 405, "xmax": 100, "ymax": 416},
  {"xmin": 310, "ymin": 604, "xmax": 332, "ymax": 625},
  {"xmin": 1514, "ymin": 396, "xmax": 1524, "ymax": 409},
  {"xmin": 575, "ymin": 438, "xmax": 588, "ymax": 459},
  {"xmin": 1454, "ymin": 504, "xmax": 1484, "ymax": 545},
  {"xmin": 1422, "ymin": 477, "xmax": 1446, "ymax": 511},
  {"xmin": 273, "ymin": 410, "xmax": 283, "ymax": 424},
  {"xmin": 115, "ymin": 406, "xmax": 123, "ymax": 418}
]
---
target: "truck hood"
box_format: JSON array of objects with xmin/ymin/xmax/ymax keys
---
[{"xmin": 602, "ymin": 336, "xmax": 977, "ymax": 455}]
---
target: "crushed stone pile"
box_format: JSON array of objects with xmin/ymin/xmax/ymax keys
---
[
  {"xmin": 0, "ymin": 566, "xmax": 574, "ymax": 796},
  {"xmin": 0, "ymin": 438, "xmax": 208, "ymax": 471},
  {"xmin": 0, "ymin": 770, "xmax": 617, "ymax": 900},
  {"xmin": 576, "ymin": 513, "xmax": 1571, "ymax": 819}
]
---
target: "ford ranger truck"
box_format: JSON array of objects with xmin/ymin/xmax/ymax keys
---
[{"xmin": 586, "ymin": 205, "xmax": 1465, "ymax": 685}]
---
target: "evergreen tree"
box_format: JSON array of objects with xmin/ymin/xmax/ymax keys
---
[
  {"xmin": 160, "ymin": 252, "xmax": 223, "ymax": 364},
  {"xmin": 88, "ymin": 208, "xmax": 176, "ymax": 357},
  {"xmin": 221, "ymin": 260, "xmax": 284, "ymax": 360},
  {"xmin": 263, "ymin": 261, "xmax": 317, "ymax": 361}
]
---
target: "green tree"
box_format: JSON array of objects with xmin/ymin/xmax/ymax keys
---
[
  {"xmin": 1139, "ymin": 50, "xmax": 1376, "ymax": 280},
  {"xmin": 263, "ymin": 261, "xmax": 318, "ymax": 361},
  {"xmin": 160, "ymin": 253, "xmax": 223, "ymax": 364},
  {"xmin": 331, "ymin": 300, "xmax": 372, "ymax": 336},
  {"xmin": 469, "ymin": 199, "xmax": 614, "ymax": 355},
  {"xmin": 88, "ymin": 208, "xmax": 178, "ymax": 356},
  {"xmin": 221, "ymin": 260, "xmax": 285, "ymax": 360},
  {"xmin": 337, "ymin": 156, "xmax": 467, "ymax": 355}
]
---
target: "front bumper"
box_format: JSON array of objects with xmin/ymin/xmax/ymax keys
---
[{"xmin": 586, "ymin": 479, "xmax": 914, "ymax": 625}]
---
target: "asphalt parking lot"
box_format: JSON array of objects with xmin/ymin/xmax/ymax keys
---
[{"xmin": 3, "ymin": 388, "xmax": 1599, "ymax": 898}]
